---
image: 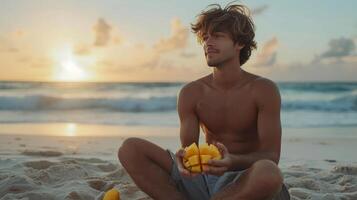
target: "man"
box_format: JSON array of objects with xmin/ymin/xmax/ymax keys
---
[{"xmin": 119, "ymin": 3, "xmax": 290, "ymax": 200}]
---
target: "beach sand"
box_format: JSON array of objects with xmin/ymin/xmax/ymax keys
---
[{"xmin": 0, "ymin": 123, "xmax": 356, "ymax": 199}]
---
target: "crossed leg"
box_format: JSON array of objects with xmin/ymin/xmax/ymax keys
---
[
  {"xmin": 119, "ymin": 137, "xmax": 284, "ymax": 200},
  {"xmin": 118, "ymin": 137, "xmax": 186, "ymax": 200},
  {"xmin": 210, "ymin": 159, "xmax": 284, "ymax": 200}
]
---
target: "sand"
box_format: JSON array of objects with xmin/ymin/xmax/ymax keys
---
[{"xmin": 0, "ymin": 123, "xmax": 356, "ymax": 200}]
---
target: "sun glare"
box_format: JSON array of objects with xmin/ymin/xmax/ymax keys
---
[
  {"xmin": 65, "ymin": 123, "xmax": 77, "ymax": 137},
  {"xmin": 57, "ymin": 59, "xmax": 88, "ymax": 81},
  {"xmin": 52, "ymin": 44, "xmax": 93, "ymax": 82}
]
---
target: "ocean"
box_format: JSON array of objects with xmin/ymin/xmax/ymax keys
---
[{"xmin": 0, "ymin": 81, "xmax": 356, "ymax": 128}]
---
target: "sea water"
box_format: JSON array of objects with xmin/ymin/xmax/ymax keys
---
[{"xmin": 0, "ymin": 81, "xmax": 356, "ymax": 128}]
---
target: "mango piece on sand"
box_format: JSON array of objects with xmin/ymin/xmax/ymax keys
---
[{"xmin": 103, "ymin": 188, "xmax": 120, "ymax": 200}]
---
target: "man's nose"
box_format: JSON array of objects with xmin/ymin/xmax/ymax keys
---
[{"xmin": 204, "ymin": 36, "xmax": 215, "ymax": 46}]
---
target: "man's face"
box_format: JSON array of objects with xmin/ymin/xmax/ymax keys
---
[{"xmin": 202, "ymin": 31, "xmax": 243, "ymax": 67}]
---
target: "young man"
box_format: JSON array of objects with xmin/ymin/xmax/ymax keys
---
[{"xmin": 118, "ymin": 3, "xmax": 290, "ymax": 200}]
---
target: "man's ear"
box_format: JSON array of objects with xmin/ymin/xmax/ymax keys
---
[{"xmin": 234, "ymin": 42, "xmax": 244, "ymax": 51}]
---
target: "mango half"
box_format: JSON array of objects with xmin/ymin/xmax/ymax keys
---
[{"xmin": 182, "ymin": 143, "xmax": 222, "ymax": 173}]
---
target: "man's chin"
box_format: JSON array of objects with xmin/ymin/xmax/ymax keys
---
[{"xmin": 206, "ymin": 60, "xmax": 220, "ymax": 67}]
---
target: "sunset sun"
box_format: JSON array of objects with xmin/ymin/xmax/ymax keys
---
[
  {"xmin": 52, "ymin": 44, "xmax": 93, "ymax": 82},
  {"xmin": 56, "ymin": 59, "xmax": 88, "ymax": 81}
]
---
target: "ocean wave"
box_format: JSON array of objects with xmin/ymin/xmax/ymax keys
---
[
  {"xmin": 0, "ymin": 95, "xmax": 177, "ymax": 112},
  {"xmin": 279, "ymin": 82, "xmax": 357, "ymax": 93},
  {"xmin": 0, "ymin": 92, "xmax": 357, "ymax": 112},
  {"xmin": 0, "ymin": 81, "xmax": 183, "ymax": 91},
  {"xmin": 0, "ymin": 82, "xmax": 357, "ymax": 112},
  {"xmin": 282, "ymin": 93, "xmax": 357, "ymax": 112}
]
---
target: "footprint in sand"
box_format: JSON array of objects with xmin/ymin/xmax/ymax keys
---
[
  {"xmin": 87, "ymin": 179, "xmax": 108, "ymax": 191},
  {"xmin": 23, "ymin": 160, "xmax": 56, "ymax": 170},
  {"xmin": 332, "ymin": 165, "xmax": 357, "ymax": 175}
]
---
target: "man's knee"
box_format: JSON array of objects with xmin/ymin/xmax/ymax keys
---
[
  {"xmin": 251, "ymin": 159, "xmax": 283, "ymax": 194},
  {"xmin": 118, "ymin": 137, "xmax": 144, "ymax": 166}
]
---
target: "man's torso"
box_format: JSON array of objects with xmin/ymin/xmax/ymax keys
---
[{"xmin": 192, "ymin": 71, "xmax": 262, "ymax": 154}]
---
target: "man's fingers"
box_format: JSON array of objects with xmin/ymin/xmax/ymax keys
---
[
  {"xmin": 207, "ymin": 159, "xmax": 225, "ymax": 167},
  {"xmin": 215, "ymin": 142, "xmax": 229, "ymax": 154},
  {"xmin": 178, "ymin": 167, "xmax": 191, "ymax": 177},
  {"xmin": 175, "ymin": 148, "xmax": 185, "ymax": 158},
  {"xmin": 178, "ymin": 166, "xmax": 201, "ymax": 178},
  {"xmin": 175, "ymin": 152, "xmax": 195, "ymax": 178}
]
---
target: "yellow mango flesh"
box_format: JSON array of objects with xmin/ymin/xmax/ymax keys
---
[
  {"xmin": 188, "ymin": 155, "xmax": 200, "ymax": 166},
  {"xmin": 209, "ymin": 144, "xmax": 222, "ymax": 160},
  {"xmin": 182, "ymin": 142, "xmax": 222, "ymax": 173},
  {"xmin": 200, "ymin": 154, "xmax": 212, "ymax": 164},
  {"xmin": 184, "ymin": 143, "xmax": 199, "ymax": 158},
  {"xmin": 103, "ymin": 188, "xmax": 120, "ymax": 200},
  {"xmin": 190, "ymin": 165, "xmax": 201, "ymax": 173}
]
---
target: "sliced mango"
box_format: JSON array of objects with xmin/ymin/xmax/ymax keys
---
[
  {"xmin": 200, "ymin": 154, "xmax": 212, "ymax": 164},
  {"xmin": 190, "ymin": 165, "xmax": 202, "ymax": 173},
  {"xmin": 209, "ymin": 144, "xmax": 222, "ymax": 160},
  {"xmin": 183, "ymin": 160, "xmax": 190, "ymax": 168},
  {"xmin": 184, "ymin": 143, "xmax": 199, "ymax": 158},
  {"xmin": 188, "ymin": 155, "xmax": 200, "ymax": 166},
  {"xmin": 181, "ymin": 142, "xmax": 222, "ymax": 173},
  {"xmin": 199, "ymin": 143, "xmax": 210, "ymax": 155}
]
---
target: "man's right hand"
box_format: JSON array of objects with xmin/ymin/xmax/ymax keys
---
[{"xmin": 175, "ymin": 148, "xmax": 200, "ymax": 178}]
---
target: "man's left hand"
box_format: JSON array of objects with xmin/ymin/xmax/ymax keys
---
[{"xmin": 203, "ymin": 142, "xmax": 233, "ymax": 176}]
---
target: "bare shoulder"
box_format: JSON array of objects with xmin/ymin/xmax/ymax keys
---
[
  {"xmin": 177, "ymin": 79, "xmax": 204, "ymax": 110},
  {"xmin": 251, "ymin": 77, "xmax": 281, "ymax": 108},
  {"xmin": 179, "ymin": 80, "xmax": 202, "ymax": 97},
  {"xmin": 177, "ymin": 80, "xmax": 202, "ymax": 114},
  {"xmin": 179, "ymin": 75, "xmax": 208, "ymax": 96}
]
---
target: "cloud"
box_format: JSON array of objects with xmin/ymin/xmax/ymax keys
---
[
  {"xmin": 74, "ymin": 18, "xmax": 123, "ymax": 55},
  {"xmin": 259, "ymin": 36, "xmax": 357, "ymax": 82},
  {"xmin": 312, "ymin": 37, "xmax": 356, "ymax": 64},
  {"xmin": 180, "ymin": 51, "xmax": 196, "ymax": 58},
  {"xmin": 136, "ymin": 54, "xmax": 161, "ymax": 69},
  {"xmin": 252, "ymin": 5, "xmax": 269, "ymax": 16},
  {"xmin": 154, "ymin": 18, "xmax": 189, "ymax": 53},
  {"xmin": 30, "ymin": 57, "xmax": 53, "ymax": 69},
  {"xmin": 17, "ymin": 56, "xmax": 31, "ymax": 63},
  {"xmin": 96, "ymin": 17, "xmax": 192, "ymax": 75},
  {"xmin": 93, "ymin": 18, "xmax": 112, "ymax": 47},
  {"xmin": 74, "ymin": 43, "xmax": 91, "ymax": 55},
  {"xmin": 320, "ymin": 37, "xmax": 355, "ymax": 58},
  {"xmin": 13, "ymin": 30, "xmax": 25, "ymax": 38},
  {"xmin": 0, "ymin": 36, "xmax": 19, "ymax": 53},
  {"xmin": 302, "ymin": 36, "xmax": 357, "ymax": 68},
  {"xmin": 266, "ymin": 58, "xmax": 357, "ymax": 82},
  {"xmin": 112, "ymin": 17, "xmax": 190, "ymax": 71},
  {"xmin": 112, "ymin": 35, "xmax": 122, "ymax": 45},
  {"xmin": 251, "ymin": 37, "xmax": 278, "ymax": 67}
]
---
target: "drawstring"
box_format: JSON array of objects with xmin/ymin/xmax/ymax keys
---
[{"xmin": 202, "ymin": 174, "xmax": 211, "ymax": 196}]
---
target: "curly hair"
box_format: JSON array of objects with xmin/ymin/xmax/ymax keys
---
[{"xmin": 191, "ymin": 2, "xmax": 257, "ymax": 66}]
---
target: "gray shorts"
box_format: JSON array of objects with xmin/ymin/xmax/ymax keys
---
[{"xmin": 167, "ymin": 149, "xmax": 290, "ymax": 200}]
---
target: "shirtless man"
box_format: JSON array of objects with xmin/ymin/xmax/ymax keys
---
[{"xmin": 118, "ymin": 3, "xmax": 290, "ymax": 200}]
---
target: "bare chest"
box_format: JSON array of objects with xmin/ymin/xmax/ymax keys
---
[{"xmin": 196, "ymin": 88, "xmax": 258, "ymax": 138}]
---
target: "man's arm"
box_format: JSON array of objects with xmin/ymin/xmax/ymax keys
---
[
  {"xmin": 177, "ymin": 82, "xmax": 200, "ymax": 148},
  {"xmin": 213, "ymin": 78, "xmax": 282, "ymax": 172}
]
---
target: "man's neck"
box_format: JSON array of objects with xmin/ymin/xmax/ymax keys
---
[{"xmin": 211, "ymin": 59, "xmax": 246, "ymax": 91}]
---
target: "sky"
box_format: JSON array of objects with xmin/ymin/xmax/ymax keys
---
[{"xmin": 0, "ymin": 0, "xmax": 356, "ymax": 82}]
